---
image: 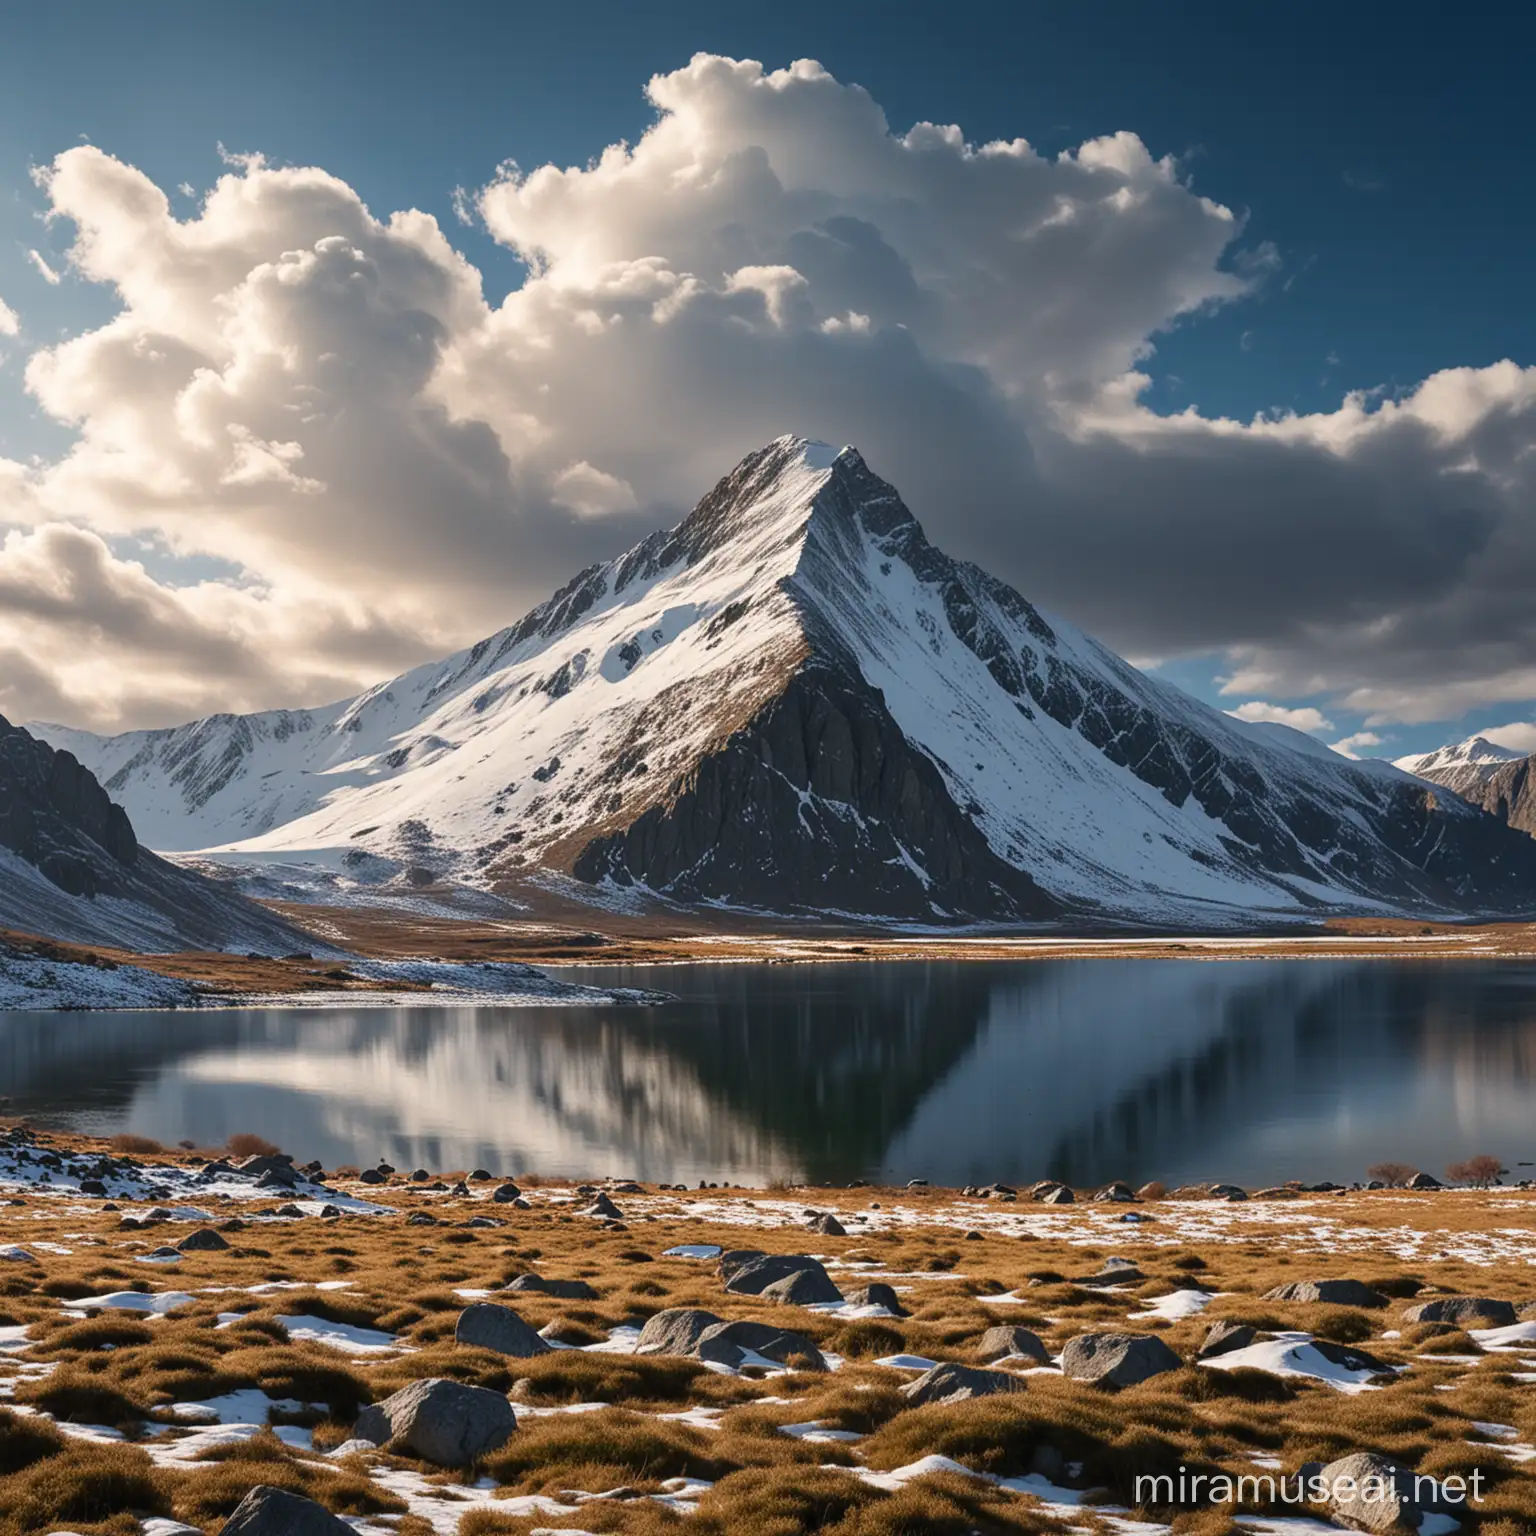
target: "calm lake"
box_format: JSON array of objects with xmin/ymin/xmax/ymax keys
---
[{"xmin": 5, "ymin": 959, "xmax": 1536, "ymax": 1189}]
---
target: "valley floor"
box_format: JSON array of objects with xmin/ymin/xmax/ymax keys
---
[{"xmin": 0, "ymin": 1131, "xmax": 1533, "ymax": 1533}]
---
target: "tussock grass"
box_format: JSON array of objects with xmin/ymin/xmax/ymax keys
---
[{"xmin": 2, "ymin": 1130, "xmax": 1535, "ymax": 1533}]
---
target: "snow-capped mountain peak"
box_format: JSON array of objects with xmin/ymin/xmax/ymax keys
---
[
  {"xmin": 1395, "ymin": 735, "xmax": 1528, "ymax": 778},
  {"xmin": 32, "ymin": 438, "xmax": 1536, "ymax": 924}
]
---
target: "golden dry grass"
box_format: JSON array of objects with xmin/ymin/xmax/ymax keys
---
[{"xmin": 0, "ymin": 1130, "xmax": 1533, "ymax": 1533}]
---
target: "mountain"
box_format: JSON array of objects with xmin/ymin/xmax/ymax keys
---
[
  {"xmin": 0, "ymin": 715, "xmax": 305, "ymax": 952},
  {"xmin": 1397, "ymin": 736, "xmax": 1536, "ymax": 841},
  {"xmin": 33, "ymin": 437, "xmax": 1536, "ymax": 925}
]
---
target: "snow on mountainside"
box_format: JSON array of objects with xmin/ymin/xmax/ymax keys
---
[
  {"xmin": 34, "ymin": 438, "xmax": 1536, "ymax": 924},
  {"xmin": 1396, "ymin": 736, "xmax": 1527, "ymax": 782},
  {"xmin": 1398, "ymin": 736, "xmax": 1536, "ymax": 843},
  {"xmin": 0, "ymin": 715, "xmax": 307, "ymax": 951}
]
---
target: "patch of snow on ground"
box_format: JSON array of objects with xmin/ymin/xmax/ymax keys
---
[{"xmin": 1200, "ymin": 1331, "xmax": 1396, "ymax": 1392}]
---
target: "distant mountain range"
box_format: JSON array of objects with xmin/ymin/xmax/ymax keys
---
[
  {"xmin": 0, "ymin": 714, "xmax": 303, "ymax": 951},
  {"xmin": 31, "ymin": 438, "xmax": 1536, "ymax": 928},
  {"xmin": 1397, "ymin": 736, "xmax": 1536, "ymax": 842}
]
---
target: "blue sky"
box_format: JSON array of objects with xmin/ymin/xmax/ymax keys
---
[{"xmin": 0, "ymin": 1, "xmax": 1532, "ymax": 752}]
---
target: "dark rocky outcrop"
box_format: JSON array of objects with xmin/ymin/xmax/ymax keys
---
[
  {"xmin": 0, "ymin": 714, "xmax": 304, "ymax": 951},
  {"xmin": 573, "ymin": 661, "xmax": 1056, "ymax": 922}
]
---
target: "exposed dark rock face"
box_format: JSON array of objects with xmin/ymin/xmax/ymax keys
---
[
  {"xmin": 0, "ymin": 714, "xmax": 303, "ymax": 952},
  {"xmin": 1414, "ymin": 752, "xmax": 1536, "ymax": 840},
  {"xmin": 573, "ymin": 662, "xmax": 1057, "ymax": 921},
  {"xmin": 0, "ymin": 714, "xmax": 137, "ymax": 896}
]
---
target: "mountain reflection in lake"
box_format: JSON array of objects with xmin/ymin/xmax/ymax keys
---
[{"xmin": 5, "ymin": 960, "xmax": 1536, "ymax": 1187}]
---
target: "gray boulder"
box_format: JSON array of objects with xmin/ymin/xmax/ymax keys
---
[
  {"xmin": 1072, "ymin": 1258, "xmax": 1145, "ymax": 1287},
  {"xmin": 695, "ymin": 1319, "xmax": 827, "ymax": 1370},
  {"xmin": 807, "ymin": 1212, "xmax": 847, "ymax": 1236},
  {"xmin": 353, "ymin": 1377, "xmax": 516, "ymax": 1465},
  {"xmin": 1312, "ymin": 1451, "xmax": 1424, "ymax": 1534},
  {"xmin": 1197, "ymin": 1320, "xmax": 1256, "ymax": 1359},
  {"xmin": 176, "ymin": 1227, "xmax": 230, "ymax": 1252},
  {"xmin": 636, "ymin": 1307, "xmax": 723, "ymax": 1356},
  {"xmin": 1402, "ymin": 1295, "xmax": 1516, "ymax": 1327},
  {"xmin": 724, "ymin": 1253, "xmax": 841, "ymax": 1303},
  {"xmin": 503, "ymin": 1273, "xmax": 599, "ymax": 1300},
  {"xmin": 580, "ymin": 1192, "xmax": 623, "ymax": 1218},
  {"xmin": 900, "ymin": 1361, "xmax": 1029, "ymax": 1406},
  {"xmin": 760, "ymin": 1267, "xmax": 845, "ymax": 1306},
  {"xmin": 491, "ymin": 1182, "xmax": 522, "ymax": 1203},
  {"xmin": 1060, "ymin": 1332, "xmax": 1182, "ymax": 1388},
  {"xmin": 845, "ymin": 1282, "xmax": 907, "ymax": 1315},
  {"xmin": 455, "ymin": 1302, "xmax": 552, "ymax": 1358},
  {"xmin": 1039, "ymin": 1184, "xmax": 1074, "ymax": 1204},
  {"xmin": 1265, "ymin": 1279, "xmax": 1388, "ymax": 1308},
  {"xmin": 222, "ymin": 1485, "xmax": 355, "ymax": 1535},
  {"xmin": 974, "ymin": 1324, "xmax": 1049, "ymax": 1364},
  {"xmin": 1407, "ymin": 1172, "xmax": 1441, "ymax": 1190},
  {"xmin": 1208, "ymin": 1183, "xmax": 1248, "ymax": 1201}
]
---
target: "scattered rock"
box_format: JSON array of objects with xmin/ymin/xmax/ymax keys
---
[
  {"xmin": 1198, "ymin": 1320, "xmax": 1257, "ymax": 1359},
  {"xmin": 844, "ymin": 1282, "xmax": 908, "ymax": 1315},
  {"xmin": 405, "ymin": 1211, "xmax": 437, "ymax": 1227},
  {"xmin": 900, "ymin": 1361, "xmax": 1029, "ymax": 1406},
  {"xmin": 974, "ymin": 1324, "xmax": 1049, "ymax": 1364},
  {"xmin": 1402, "ymin": 1296, "xmax": 1516, "ymax": 1327},
  {"xmin": 1311, "ymin": 1451, "xmax": 1425, "ymax": 1534},
  {"xmin": 1072, "ymin": 1258, "xmax": 1145, "ymax": 1287},
  {"xmin": 723, "ymin": 1253, "xmax": 842, "ymax": 1304},
  {"xmin": 503, "ymin": 1273, "xmax": 599, "ymax": 1300},
  {"xmin": 176, "ymin": 1228, "xmax": 231, "ymax": 1252},
  {"xmin": 1208, "ymin": 1183, "xmax": 1248, "ymax": 1201},
  {"xmin": 760, "ymin": 1267, "xmax": 845, "ymax": 1306},
  {"xmin": 1407, "ymin": 1172, "xmax": 1441, "ymax": 1190},
  {"xmin": 1093, "ymin": 1181, "xmax": 1136, "ymax": 1203},
  {"xmin": 636, "ymin": 1307, "xmax": 724, "ymax": 1356},
  {"xmin": 1040, "ymin": 1185, "xmax": 1075, "ymax": 1205},
  {"xmin": 491, "ymin": 1183, "xmax": 523, "ymax": 1203},
  {"xmin": 359, "ymin": 1169, "xmax": 386, "ymax": 1185},
  {"xmin": 580, "ymin": 1192, "xmax": 624, "ymax": 1219},
  {"xmin": 1264, "ymin": 1279, "xmax": 1389, "ymax": 1308},
  {"xmin": 223, "ymin": 1485, "xmax": 356, "ymax": 1535},
  {"xmin": 354, "ymin": 1377, "xmax": 517, "ymax": 1465},
  {"xmin": 696, "ymin": 1319, "xmax": 828, "ymax": 1370},
  {"xmin": 807, "ymin": 1212, "xmax": 847, "ymax": 1236},
  {"xmin": 1060, "ymin": 1332, "xmax": 1182, "ymax": 1388},
  {"xmin": 454, "ymin": 1302, "xmax": 552, "ymax": 1358}
]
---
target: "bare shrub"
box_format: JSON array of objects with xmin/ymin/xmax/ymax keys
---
[
  {"xmin": 109, "ymin": 1133, "xmax": 163, "ymax": 1155},
  {"xmin": 1447, "ymin": 1154, "xmax": 1503, "ymax": 1188},
  {"xmin": 226, "ymin": 1133, "xmax": 280, "ymax": 1159},
  {"xmin": 1367, "ymin": 1161, "xmax": 1418, "ymax": 1188}
]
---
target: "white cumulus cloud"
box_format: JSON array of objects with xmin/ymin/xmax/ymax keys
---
[
  {"xmin": 0, "ymin": 53, "xmax": 1531, "ymax": 737},
  {"xmin": 1226, "ymin": 701, "xmax": 1334, "ymax": 733}
]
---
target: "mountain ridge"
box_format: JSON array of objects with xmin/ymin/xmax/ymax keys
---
[
  {"xmin": 1398, "ymin": 735, "xmax": 1536, "ymax": 842},
  {"xmin": 0, "ymin": 714, "xmax": 307, "ymax": 951},
  {"xmin": 32, "ymin": 436, "xmax": 1536, "ymax": 925}
]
